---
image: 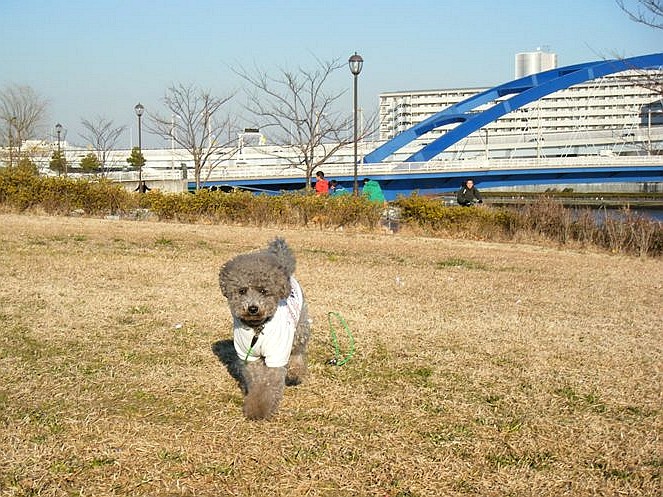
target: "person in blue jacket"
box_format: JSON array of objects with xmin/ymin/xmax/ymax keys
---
[{"xmin": 330, "ymin": 180, "xmax": 349, "ymax": 196}]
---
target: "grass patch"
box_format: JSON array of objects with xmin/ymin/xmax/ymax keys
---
[
  {"xmin": 555, "ymin": 385, "xmax": 607, "ymax": 413},
  {"xmin": 0, "ymin": 213, "xmax": 660, "ymax": 496},
  {"xmin": 426, "ymin": 424, "xmax": 473, "ymax": 446},
  {"xmin": 486, "ymin": 450, "xmax": 556, "ymax": 470},
  {"xmin": 155, "ymin": 235, "xmax": 175, "ymax": 247},
  {"xmin": 436, "ymin": 257, "xmax": 488, "ymax": 270}
]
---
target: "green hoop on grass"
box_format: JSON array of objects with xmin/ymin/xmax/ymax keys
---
[{"xmin": 327, "ymin": 311, "xmax": 355, "ymax": 366}]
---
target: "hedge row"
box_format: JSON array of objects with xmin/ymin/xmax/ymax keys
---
[
  {"xmin": 138, "ymin": 188, "xmax": 384, "ymax": 227},
  {"xmin": 0, "ymin": 165, "xmax": 383, "ymax": 228},
  {"xmin": 1, "ymin": 166, "xmax": 661, "ymax": 256},
  {"xmin": 0, "ymin": 164, "xmax": 135, "ymax": 215},
  {"xmin": 394, "ymin": 194, "xmax": 663, "ymax": 257}
]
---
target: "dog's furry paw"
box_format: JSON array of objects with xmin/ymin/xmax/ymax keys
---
[
  {"xmin": 243, "ymin": 394, "xmax": 277, "ymax": 420},
  {"xmin": 286, "ymin": 355, "xmax": 308, "ymax": 386}
]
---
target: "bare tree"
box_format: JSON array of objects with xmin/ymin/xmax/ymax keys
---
[
  {"xmin": 79, "ymin": 117, "xmax": 127, "ymax": 176},
  {"xmin": 148, "ymin": 83, "xmax": 235, "ymax": 189},
  {"xmin": 615, "ymin": 1, "xmax": 663, "ymax": 156},
  {"xmin": 234, "ymin": 57, "xmax": 370, "ymax": 189},
  {"xmin": 0, "ymin": 84, "xmax": 48, "ymax": 165},
  {"xmin": 616, "ymin": 0, "xmax": 663, "ymax": 29}
]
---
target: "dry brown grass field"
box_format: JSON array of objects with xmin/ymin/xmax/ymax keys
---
[{"xmin": 0, "ymin": 213, "xmax": 661, "ymax": 497}]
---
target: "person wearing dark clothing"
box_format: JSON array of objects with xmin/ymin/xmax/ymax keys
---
[
  {"xmin": 135, "ymin": 181, "xmax": 151, "ymax": 193},
  {"xmin": 456, "ymin": 179, "xmax": 482, "ymax": 206}
]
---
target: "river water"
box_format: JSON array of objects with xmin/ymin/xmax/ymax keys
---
[
  {"xmin": 563, "ymin": 205, "xmax": 663, "ymax": 223},
  {"xmin": 636, "ymin": 208, "xmax": 663, "ymax": 222},
  {"xmin": 483, "ymin": 198, "xmax": 663, "ymax": 223}
]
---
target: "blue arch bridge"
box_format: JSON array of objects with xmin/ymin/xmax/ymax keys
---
[{"xmin": 192, "ymin": 53, "xmax": 663, "ymax": 199}]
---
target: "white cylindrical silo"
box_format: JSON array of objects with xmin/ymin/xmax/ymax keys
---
[{"xmin": 515, "ymin": 50, "xmax": 558, "ymax": 78}]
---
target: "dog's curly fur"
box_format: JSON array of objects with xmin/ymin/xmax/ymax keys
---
[{"xmin": 219, "ymin": 238, "xmax": 310, "ymax": 420}]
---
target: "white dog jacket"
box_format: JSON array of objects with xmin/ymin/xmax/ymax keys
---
[{"xmin": 233, "ymin": 276, "xmax": 303, "ymax": 368}]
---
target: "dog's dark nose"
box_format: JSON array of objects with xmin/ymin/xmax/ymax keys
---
[{"xmin": 248, "ymin": 305, "xmax": 259, "ymax": 315}]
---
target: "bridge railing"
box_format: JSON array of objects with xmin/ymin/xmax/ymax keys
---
[
  {"xmin": 104, "ymin": 155, "xmax": 663, "ymax": 184},
  {"xmin": 193, "ymin": 155, "xmax": 663, "ymax": 182}
]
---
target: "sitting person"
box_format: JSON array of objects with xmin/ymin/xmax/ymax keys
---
[
  {"xmin": 362, "ymin": 178, "xmax": 386, "ymax": 205},
  {"xmin": 456, "ymin": 179, "xmax": 483, "ymax": 206},
  {"xmin": 330, "ymin": 180, "xmax": 349, "ymax": 196}
]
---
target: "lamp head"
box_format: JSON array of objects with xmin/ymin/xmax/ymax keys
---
[{"xmin": 348, "ymin": 52, "xmax": 363, "ymax": 76}]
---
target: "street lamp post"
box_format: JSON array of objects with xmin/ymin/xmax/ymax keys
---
[
  {"xmin": 55, "ymin": 123, "xmax": 63, "ymax": 175},
  {"xmin": 134, "ymin": 102, "xmax": 144, "ymax": 184},
  {"xmin": 348, "ymin": 52, "xmax": 363, "ymax": 195}
]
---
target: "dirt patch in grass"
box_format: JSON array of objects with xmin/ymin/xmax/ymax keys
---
[{"xmin": 0, "ymin": 213, "xmax": 661, "ymax": 496}]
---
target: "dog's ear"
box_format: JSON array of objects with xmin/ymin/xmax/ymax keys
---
[
  {"xmin": 219, "ymin": 262, "xmax": 233, "ymax": 298},
  {"xmin": 276, "ymin": 269, "xmax": 292, "ymax": 300}
]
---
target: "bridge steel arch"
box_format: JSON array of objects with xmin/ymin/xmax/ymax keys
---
[{"xmin": 364, "ymin": 53, "xmax": 663, "ymax": 164}]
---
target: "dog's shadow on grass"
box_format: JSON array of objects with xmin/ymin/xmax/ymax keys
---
[{"xmin": 211, "ymin": 339, "xmax": 247, "ymax": 393}]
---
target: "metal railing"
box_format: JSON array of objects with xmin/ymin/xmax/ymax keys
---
[
  {"xmin": 184, "ymin": 155, "xmax": 663, "ymax": 182},
  {"xmin": 103, "ymin": 155, "xmax": 663, "ymax": 184}
]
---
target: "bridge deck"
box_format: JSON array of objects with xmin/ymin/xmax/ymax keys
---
[{"xmin": 183, "ymin": 157, "xmax": 663, "ymax": 199}]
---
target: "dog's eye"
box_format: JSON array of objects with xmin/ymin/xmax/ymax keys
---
[
  {"xmin": 259, "ymin": 288, "xmax": 269, "ymax": 296},
  {"xmin": 239, "ymin": 288, "xmax": 248, "ymax": 295}
]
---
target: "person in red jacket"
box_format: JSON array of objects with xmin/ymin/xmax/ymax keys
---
[{"xmin": 314, "ymin": 171, "xmax": 329, "ymax": 195}]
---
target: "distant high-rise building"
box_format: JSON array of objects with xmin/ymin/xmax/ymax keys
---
[
  {"xmin": 378, "ymin": 50, "xmax": 662, "ymax": 160},
  {"xmin": 515, "ymin": 49, "xmax": 558, "ymax": 78}
]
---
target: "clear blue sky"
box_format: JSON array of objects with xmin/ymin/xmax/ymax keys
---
[{"xmin": 1, "ymin": 0, "xmax": 661, "ymax": 148}]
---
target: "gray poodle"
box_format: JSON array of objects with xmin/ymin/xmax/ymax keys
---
[{"xmin": 219, "ymin": 238, "xmax": 310, "ymax": 420}]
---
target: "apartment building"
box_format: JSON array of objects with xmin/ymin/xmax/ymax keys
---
[{"xmin": 379, "ymin": 54, "xmax": 662, "ymax": 159}]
